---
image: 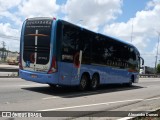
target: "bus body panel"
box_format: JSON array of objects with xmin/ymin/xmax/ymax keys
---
[
  {"xmin": 133, "ymin": 73, "xmax": 139, "ymax": 83},
  {"xmin": 19, "ymin": 69, "xmax": 58, "ymax": 84},
  {"xmin": 58, "ymin": 62, "xmax": 73, "ymax": 85},
  {"xmin": 58, "ymin": 62, "xmax": 135, "ymax": 86},
  {"xmin": 19, "ymin": 65, "xmax": 138, "ymax": 86}
]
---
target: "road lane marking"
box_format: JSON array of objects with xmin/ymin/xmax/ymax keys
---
[
  {"xmin": 42, "ymin": 96, "xmax": 59, "ymax": 100},
  {"xmin": 39, "ymin": 99, "xmax": 143, "ymax": 111},
  {"xmin": 144, "ymin": 97, "xmax": 160, "ymax": 101},
  {"xmin": 118, "ymin": 106, "xmax": 160, "ymax": 120},
  {"xmin": 147, "ymin": 85, "xmax": 160, "ymax": 87},
  {"xmin": 18, "ymin": 84, "xmax": 46, "ymax": 87},
  {"xmin": 140, "ymin": 79, "xmax": 160, "ymax": 82},
  {"xmin": 39, "ymin": 96, "xmax": 160, "ymax": 111},
  {"xmin": 0, "ymin": 84, "xmax": 47, "ymax": 88},
  {"xmin": 40, "ymin": 103, "xmax": 110, "ymax": 111},
  {"xmin": 118, "ymin": 117, "xmax": 133, "ymax": 120}
]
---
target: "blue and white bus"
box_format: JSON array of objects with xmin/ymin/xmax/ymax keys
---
[{"xmin": 19, "ymin": 17, "xmax": 144, "ymax": 90}]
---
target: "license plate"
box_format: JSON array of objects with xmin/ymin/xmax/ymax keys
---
[{"xmin": 31, "ymin": 74, "xmax": 37, "ymax": 78}]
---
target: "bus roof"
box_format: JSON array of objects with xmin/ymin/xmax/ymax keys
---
[{"xmin": 26, "ymin": 17, "xmax": 53, "ymax": 20}]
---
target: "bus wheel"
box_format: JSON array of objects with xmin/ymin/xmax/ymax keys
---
[
  {"xmin": 90, "ymin": 74, "xmax": 99, "ymax": 90},
  {"xmin": 79, "ymin": 75, "xmax": 88, "ymax": 91}
]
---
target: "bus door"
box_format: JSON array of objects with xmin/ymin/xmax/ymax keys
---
[
  {"xmin": 59, "ymin": 50, "xmax": 82, "ymax": 85},
  {"xmin": 59, "ymin": 23, "xmax": 83, "ymax": 85},
  {"xmin": 71, "ymin": 29, "xmax": 84, "ymax": 84},
  {"xmin": 71, "ymin": 29, "xmax": 91, "ymax": 85}
]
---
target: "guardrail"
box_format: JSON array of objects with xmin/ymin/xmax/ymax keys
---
[
  {"xmin": 0, "ymin": 67, "xmax": 18, "ymax": 72},
  {"xmin": 139, "ymin": 74, "xmax": 160, "ymax": 78},
  {"xmin": 0, "ymin": 67, "xmax": 19, "ymax": 77}
]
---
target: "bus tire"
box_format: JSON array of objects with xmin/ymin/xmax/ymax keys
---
[
  {"xmin": 90, "ymin": 74, "xmax": 99, "ymax": 90},
  {"xmin": 79, "ymin": 74, "xmax": 88, "ymax": 91}
]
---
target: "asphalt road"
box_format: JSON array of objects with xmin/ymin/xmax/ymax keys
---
[{"xmin": 0, "ymin": 77, "xmax": 160, "ymax": 120}]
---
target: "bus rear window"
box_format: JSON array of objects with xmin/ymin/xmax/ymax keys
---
[{"xmin": 23, "ymin": 19, "xmax": 53, "ymax": 65}]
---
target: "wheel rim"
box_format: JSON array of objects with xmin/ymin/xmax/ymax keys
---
[
  {"xmin": 92, "ymin": 78, "xmax": 97, "ymax": 88},
  {"xmin": 81, "ymin": 77, "xmax": 87, "ymax": 89}
]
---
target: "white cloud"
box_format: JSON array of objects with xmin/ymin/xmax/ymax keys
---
[
  {"xmin": 0, "ymin": 23, "xmax": 19, "ymax": 36},
  {"xmin": 0, "ymin": 0, "xmax": 22, "ymax": 26},
  {"xmin": 0, "ymin": 0, "xmax": 21, "ymax": 12},
  {"xmin": 146, "ymin": 0, "xmax": 160, "ymax": 10},
  {"xmin": 0, "ymin": 23, "xmax": 20, "ymax": 51},
  {"xmin": 18, "ymin": 0, "xmax": 60, "ymax": 18},
  {"xmin": 103, "ymin": 0, "xmax": 160, "ymax": 67},
  {"xmin": 0, "ymin": 11, "xmax": 23, "ymax": 26},
  {"xmin": 62, "ymin": 0, "xmax": 123, "ymax": 31}
]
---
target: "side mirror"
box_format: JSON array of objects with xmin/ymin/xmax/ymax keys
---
[{"xmin": 139, "ymin": 57, "xmax": 144, "ymax": 65}]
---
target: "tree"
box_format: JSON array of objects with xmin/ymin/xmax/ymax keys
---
[{"xmin": 156, "ymin": 64, "xmax": 160, "ymax": 73}]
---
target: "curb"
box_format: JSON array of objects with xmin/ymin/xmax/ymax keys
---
[{"xmin": 0, "ymin": 76, "xmax": 19, "ymax": 78}]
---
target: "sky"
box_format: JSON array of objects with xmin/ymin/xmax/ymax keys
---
[{"xmin": 0, "ymin": 0, "xmax": 160, "ymax": 67}]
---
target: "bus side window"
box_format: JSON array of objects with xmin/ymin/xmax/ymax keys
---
[
  {"xmin": 80, "ymin": 30, "xmax": 91, "ymax": 64},
  {"xmin": 91, "ymin": 34, "xmax": 101, "ymax": 64},
  {"xmin": 56, "ymin": 21, "xmax": 62, "ymax": 61},
  {"xmin": 62, "ymin": 23, "xmax": 81, "ymax": 63},
  {"xmin": 62, "ymin": 24, "xmax": 75, "ymax": 62}
]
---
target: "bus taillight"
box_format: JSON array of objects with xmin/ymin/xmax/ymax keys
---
[
  {"xmin": 48, "ymin": 57, "xmax": 57, "ymax": 74},
  {"xmin": 19, "ymin": 56, "xmax": 23, "ymax": 69}
]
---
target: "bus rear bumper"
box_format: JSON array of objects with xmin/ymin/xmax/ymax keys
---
[
  {"xmin": 19, "ymin": 69, "xmax": 58, "ymax": 84},
  {"xmin": 133, "ymin": 74, "xmax": 139, "ymax": 83}
]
